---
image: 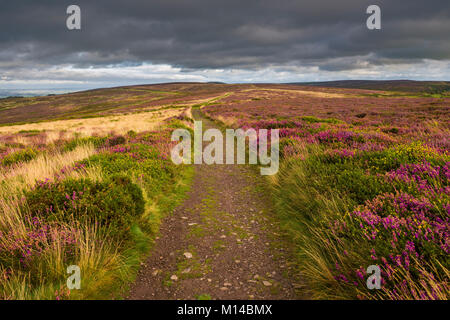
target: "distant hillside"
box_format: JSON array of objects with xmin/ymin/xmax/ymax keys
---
[
  {"xmin": 2, "ymin": 81, "xmax": 449, "ymax": 126},
  {"xmin": 291, "ymin": 80, "xmax": 450, "ymax": 95},
  {"xmin": 0, "ymin": 83, "xmax": 233, "ymax": 125}
]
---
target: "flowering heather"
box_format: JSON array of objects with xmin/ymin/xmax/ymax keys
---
[
  {"xmin": 351, "ymin": 191, "xmax": 448, "ymax": 250},
  {"xmin": 244, "ymin": 119, "xmax": 304, "ymax": 130},
  {"xmin": 316, "ymin": 130, "xmax": 359, "ymax": 144},
  {"xmin": 204, "ymin": 89, "xmax": 449, "ymax": 300},
  {"xmin": 0, "ymin": 147, "xmax": 39, "ymax": 167},
  {"xmin": 385, "ymin": 162, "xmax": 449, "ymax": 197},
  {"xmin": 56, "ymin": 162, "xmax": 88, "ymax": 179},
  {"xmin": 1, "ymin": 85, "xmax": 448, "ymax": 300},
  {"xmin": 324, "ymin": 148, "xmax": 356, "ymax": 160},
  {"xmin": 0, "ymin": 113, "xmax": 191, "ymax": 299},
  {"xmin": 0, "ymin": 216, "xmax": 78, "ymax": 270},
  {"xmin": 202, "ymin": 88, "xmax": 449, "ymax": 134},
  {"xmin": 126, "ymin": 128, "xmax": 179, "ymax": 161}
]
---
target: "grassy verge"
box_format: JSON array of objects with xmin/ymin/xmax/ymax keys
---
[
  {"xmin": 271, "ymin": 141, "xmax": 449, "ymax": 300},
  {"xmin": 0, "ymin": 119, "xmax": 194, "ymax": 300},
  {"xmin": 110, "ymin": 164, "xmax": 194, "ymax": 299},
  {"xmin": 202, "ymin": 105, "xmax": 449, "ymax": 300}
]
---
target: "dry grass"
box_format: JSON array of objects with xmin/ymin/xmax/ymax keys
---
[
  {"xmin": 186, "ymin": 93, "xmax": 233, "ymax": 106},
  {"xmin": 0, "ymin": 143, "xmax": 119, "ymax": 300},
  {"xmin": 0, "ymin": 95, "xmax": 195, "ymax": 299},
  {"xmin": 0, "ymin": 108, "xmax": 185, "ymax": 145},
  {"xmin": 242, "ymin": 88, "xmax": 352, "ymax": 98},
  {"xmin": 0, "ymin": 144, "xmax": 100, "ymax": 196},
  {"xmin": 215, "ymin": 115, "xmax": 239, "ymax": 127},
  {"xmin": 0, "ymin": 217, "xmax": 123, "ymax": 300},
  {"xmin": 184, "ymin": 107, "xmax": 193, "ymax": 121}
]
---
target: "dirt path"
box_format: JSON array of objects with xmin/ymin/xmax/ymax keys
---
[{"xmin": 127, "ymin": 110, "xmax": 302, "ymax": 300}]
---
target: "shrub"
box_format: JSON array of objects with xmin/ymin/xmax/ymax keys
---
[
  {"xmin": 166, "ymin": 119, "xmax": 189, "ymax": 129},
  {"xmin": 173, "ymin": 115, "xmax": 194, "ymax": 123},
  {"xmin": 106, "ymin": 135, "xmax": 126, "ymax": 147},
  {"xmin": 387, "ymin": 127, "xmax": 399, "ymax": 134},
  {"xmin": 63, "ymin": 136, "xmax": 107, "ymax": 152},
  {"xmin": 316, "ymin": 158, "xmax": 392, "ymax": 205},
  {"xmin": 362, "ymin": 142, "xmax": 449, "ymax": 172},
  {"xmin": 316, "ymin": 130, "xmax": 364, "ymax": 145},
  {"xmin": 332, "ymin": 167, "xmax": 391, "ymax": 204},
  {"xmin": 302, "ymin": 115, "xmax": 342, "ymax": 124},
  {"xmin": 339, "ymin": 187, "xmax": 450, "ymax": 299},
  {"xmin": 18, "ymin": 129, "xmax": 42, "ymax": 136},
  {"xmin": 1, "ymin": 148, "xmax": 38, "ymax": 166},
  {"xmin": 385, "ymin": 162, "xmax": 449, "ymax": 200},
  {"xmin": 272, "ymin": 153, "xmax": 449, "ymax": 299},
  {"xmin": 24, "ymin": 175, "xmax": 145, "ymax": 240},
  {"xmin": 127, "ymin": 130, "xmax": 137, "ymax": 138},
  {"xmin": 80, "ymin": 149, "xmax": 177, "ymax": 196},
  {"xmin": 0, "ymin": 217, "xmax": 78, "ymax": 271},
  {"xmin": 81, "ymin": 152, "xmax": 137, "ymax": 174}
]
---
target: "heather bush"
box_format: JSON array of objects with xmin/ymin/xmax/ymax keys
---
[
  {"xmin": 304, "ymin": 155, "xmax": 393, "ymax": 205},
  {"xmin": 166, "ymin": 119, "xmax": 188, "ymax": 129},
  {"xmin": 0, "ymin": 119, "xmax": 192, "ymax": 299},
  {"xmin": 81, "ymin": 152, "xmax": 137, "ymax": 174},
  {"xmin": 302, "ymin": 115, "xmax": 342, "ymax": 124},
  {"xmin": 385, "ymin": 162, "xmax": 449, "ymax": 199},
  {"xmin": 336, "ymin": 179, "xmax": 449, "ymax": 299},
  {"xmin": 0, "ymin": 214, "xmax": 123, "ymax": 299},
  {"xmin": 127, "ymin": 130, "xmax": 137, "ymax": 138},
  {"xmin": 18, "ymin": 129, "xmax": 41, "ymax": 135},
  {"xmin": 80, "ymin": 145, "xmax": 177, "ymax": 196},
  {"xmin": 24, "ymin": 175, "xmax": 144, "ymax": 240},
  {"xmin": 273, "ymin": 153, "xmax": 449, "ymax": 299},
  {"xmin": 364, "ymin": 142, "xmax": 449, "ymax": 172},
  {"xmin": 214, "ymin": 101, "xmax": 450, "ymax": 299},
  {"xmin": 1, "ymin": 148, "xmax": 38, "ymax": 166},
  {"xmin": 63, "ymin": 136, "xmax": 106, "ymax": 152},
  {"xmin": 279, "ymin": 138, "xmax": 301, "ymax": 158},
  {"xmin": 106, "ymin": 135, "xmax": 126, "ymax": 147},
  {"xmin": 0, "ymin": 216, "xmax": 78, "ymax": 273},
  {"xmin": 172, "ymin": 114, "xmax": 194, "ymax": 123},
  {"xmin": 251, "ymin": 119, "xmax": 301, "ymax": 129}
]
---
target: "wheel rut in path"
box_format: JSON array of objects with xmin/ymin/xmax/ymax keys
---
[{"xmin": 127, "ymin": 110, "xmax": 303, "ymax": 300}]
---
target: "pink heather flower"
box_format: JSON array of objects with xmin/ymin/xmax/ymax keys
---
[{"xmin": 356, "ymin": 269, "xmax": 365, "ymax": 280}]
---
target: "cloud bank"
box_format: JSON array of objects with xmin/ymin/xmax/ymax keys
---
[{"xmin": 1, "ymin": 0, "xmax": 449, "ymax": 88}]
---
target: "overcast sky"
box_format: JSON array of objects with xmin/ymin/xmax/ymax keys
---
[{"xmin": 1, "ymin": 0, "xmax": 449, "ymax": 90}]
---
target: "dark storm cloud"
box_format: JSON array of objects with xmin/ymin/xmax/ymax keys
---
[{"xmin": 0, "ymin": 0, "xmax": 449, "ymax": 73}]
